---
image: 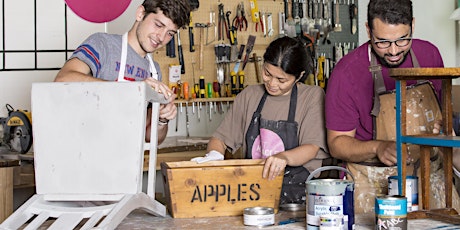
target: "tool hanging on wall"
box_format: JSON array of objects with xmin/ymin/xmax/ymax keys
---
[
  {"xmin": 237, "ymin": 70, "xmax": 245, "ymax": 93},
  {"xmin": 188, "ymin": 0, "xmax": 200, "ymax": 52},
  {"xmin": 260, "ymin": 11, "xmax": 266, "ymax": 37},
  {"xmin": 233, "ymin": 44, "xmax": 246, "ymax": 72},
  {"xmin": 249, "ymin": 0, "xmax": 260, "ymax": 31},
  {"xmin": 266, "ymin": 12, "xmax": 273, "ymax": 37},
  {"xmin": 349, "ymin": 0, "xmax": 357, "ymax": 34},
  {"xmin": 292, "ymin": 0, "xmax": 301, "ymax": 35},
  {"xmin": 316, "ymin": 55, "xmax": 326, "ymax": 88},
  {"xmin": 177, "ymin": 30, "xmax": 185, "ymax": 74},
  {"xmin": 218, "ymin": 4, "xmax": 228, "ymax": 41},
  {"xmin": 284, "ymin": 0, "xmax": 296, "ymax": 37},
  {"xmin": 189, "ymin": 12, "xmax": 195, "ymax": 52},
  {"xmin": 166, "ymin": 35, "xmax": 175, "ymax": 58},
  {"xmin": 332, "ymin": 0, "xmax": 342, "ymax": 32},
  {"xmin": 232, "ymin": 2, "xmax": 248, "ymax": 31},
  {"xmin": 225, "ymin": 11, "xmax": 237, "ymax": 45},
  {"xmin": 252, "ymin": 53, "xmax": 261, "ymax": 83},
  {"xmin": 241, "ymin": 35, "xmax": 256, "ymax": 70},
  {"xmin": 195, "ymin": 23, "xmax": 207, "ymax": 70}
]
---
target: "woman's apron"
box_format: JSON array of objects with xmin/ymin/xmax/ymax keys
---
[{"xmin": 245, "ymin": 84, "xmax": 309, "ymax": 204}]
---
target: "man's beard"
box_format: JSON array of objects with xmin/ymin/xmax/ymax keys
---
[{"xmin": 373, "ymin": 49, "xmax": 409, "ymax": 68}]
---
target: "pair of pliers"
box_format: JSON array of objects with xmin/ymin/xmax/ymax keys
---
[
  {"xmin": 232, "ymin": 2, "xmax": 248, "ymax": 31},
  {"xmin": 226, "ymin": 11, "xmax": 237, "ymax": 45},
  {"xmin": 217, "ymin": 3, "xmax": 228, "ymax": 41},
  {"xmin": 256, "ymin": 11, "xmax": 265, "ymax": 34}
]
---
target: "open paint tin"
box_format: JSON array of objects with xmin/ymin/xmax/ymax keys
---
[{"xmin": 243, "ymin": 207, "xmax": 275, "ymax": 226}]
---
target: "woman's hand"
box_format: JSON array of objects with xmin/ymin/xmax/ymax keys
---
[{"xmin": 262, "ymin": 155, "xmax": 288, "ymax": 181}]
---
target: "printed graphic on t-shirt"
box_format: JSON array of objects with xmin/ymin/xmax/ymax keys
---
[
  {"xmin": 252, "ymin": 128, "xmax": 285, "ymax": 159},
  {"xmin": 115, "ymin": 61, "xmax": 150, "ymax": 81}
]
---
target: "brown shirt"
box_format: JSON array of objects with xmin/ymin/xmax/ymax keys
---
[{"xmin": 212, "ymin": 83, "xmax": 329, "ymax": 172}]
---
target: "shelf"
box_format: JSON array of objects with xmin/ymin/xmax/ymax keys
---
[
  {"xmin": 174, "ymin": 97, "xmax": 234, "ymax": 104},
  {"xmin": 390, "ymin": 67, "xmax": 460, "ymax": 80},
  {"xmin": 391, "ymin": 67, "xmax": 460, "ymax": 223},
  {"xmin": 402, "ymin": 136, "xmax": 460, "ymax": 147}
]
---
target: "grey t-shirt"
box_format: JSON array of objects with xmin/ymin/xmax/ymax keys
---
[{"xmin": 70, "ymin": 32, "xmax": 162, "ymax": 81}]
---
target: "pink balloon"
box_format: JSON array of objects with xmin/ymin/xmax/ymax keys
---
[{"xmin": 65, "ymin": 0, "xmax": 132, "ymax": 23}]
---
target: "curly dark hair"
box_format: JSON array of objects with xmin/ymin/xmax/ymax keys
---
[
  {"xmin": 367, "ymin": 0, "xmax": 413, "ymax": 31},
  {"xmin": 142, "ymin": 0, "xmax": 191, "ymax": 29},
  {"xmin": 263, "ymin": 36, "xmax": 313, "ymax": 82}
]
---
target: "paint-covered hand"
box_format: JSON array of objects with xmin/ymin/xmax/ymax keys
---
[{"xmin": 191, "ymin": 150, "xmax": 224, "ymax": 163}]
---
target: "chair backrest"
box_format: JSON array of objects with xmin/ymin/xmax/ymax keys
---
[{"xmin": 31, "ymin": 82, "xmax": 164, "ymax": 201}]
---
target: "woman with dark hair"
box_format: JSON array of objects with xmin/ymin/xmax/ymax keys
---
[{"xmin": 193, "ymin": 36, "xmax": 330, "ymax": 204}]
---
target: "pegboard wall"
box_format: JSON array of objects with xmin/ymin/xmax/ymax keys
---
[{"xmin": 152, "ymin": 0, "xmax": 359, "ymax": 96}]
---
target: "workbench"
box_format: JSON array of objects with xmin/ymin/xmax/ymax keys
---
[
  {"xmin": 31, "ymin": 209, "xmax": 460, "ymax": 229},
  {"xmin": 144, "ymin": 136, "xmax": 209, "ymax": 170}
]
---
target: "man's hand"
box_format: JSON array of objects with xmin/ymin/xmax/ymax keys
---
[
  {"xmin": 144, "ymin": 78, "xmax": 174, "ymax": 101},
  {"xmin": 159, "ymin": 102, "xmax": 177, "ymax": 121},
  {"xmin": 376, "ymin": 141, "xmax": 397, "ymax": 166}
]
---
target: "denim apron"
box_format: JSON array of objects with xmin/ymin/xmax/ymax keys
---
[{"xmin": 245, "ymin": 84, "xmax": 309, "ymax": 204}]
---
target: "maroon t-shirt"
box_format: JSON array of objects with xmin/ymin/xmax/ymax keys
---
[{"xmin": 325, "ymin": 39, "xmax": 443, "ymax": 141}]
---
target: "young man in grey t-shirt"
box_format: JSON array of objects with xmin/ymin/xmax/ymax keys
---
[{"xmin": 55, "ymin": 0, "xmax": 191, "ymax": 144}]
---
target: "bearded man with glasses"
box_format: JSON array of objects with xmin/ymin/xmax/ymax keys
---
[{"xmin": 325, "ymin": 0, "xmax": 460, "ymax": 216}]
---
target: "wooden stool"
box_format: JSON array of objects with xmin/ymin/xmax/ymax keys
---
[{"xmin": 0, "ymin": 159, "xmax": 19, "ymax": 223}]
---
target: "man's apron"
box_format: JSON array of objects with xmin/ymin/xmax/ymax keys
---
[
  {"xmin": 347, "ymin": 47, "xmax": 460, "ymax": 214},
  {"xmin": 117, "ymin": 32, "xmax": 159, "ymax": 82},
  {"xmin": 245, "ymin": 84, "xmax": 309, "ymax": 204}
]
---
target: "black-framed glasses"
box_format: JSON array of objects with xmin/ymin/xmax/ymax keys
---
[{"xmin": 371, "ymin": 31, "xmax": 413, "ymax": 49}]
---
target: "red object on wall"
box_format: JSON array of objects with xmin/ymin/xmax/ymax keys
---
[{"xmin": 65, "ymin": 0, "xmax": 132, "ymax": 23}]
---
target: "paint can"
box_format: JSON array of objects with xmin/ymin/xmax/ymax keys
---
[
  {"xmin": 306, "ymin": 166, "xmax": 354, "ymax": 230},
  {"xmin": 375, "ymin": 195, "xmax": 407, "ymax": 230},
  {"xmin": 388, "ymin": 176, "xmax": 418, "ymax": 212},
  {"xmin": 243, "ymin": 207, "xmax": 274, "ymax": 226},
  {"xmin": 319, "ymin": 214, "xmax": 344, "ymax": 230}
]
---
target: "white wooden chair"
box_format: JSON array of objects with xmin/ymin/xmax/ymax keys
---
[{"xmin": 0, "ymin": 82, "xmax": 167, "ymax": 229}]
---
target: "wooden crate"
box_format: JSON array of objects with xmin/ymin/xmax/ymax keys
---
[{"xmin": 161, "ymin": 159, "xmax": 283, "ymax": 218}]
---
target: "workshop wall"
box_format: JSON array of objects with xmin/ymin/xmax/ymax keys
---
[{"xmin": 0, "ymin": 0, "xmax": 458, "ymax": 118}]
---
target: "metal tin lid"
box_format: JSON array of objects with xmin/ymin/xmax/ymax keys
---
[{"xmin": 244, "ymin": 207, "xmax": 274, "ymax": 215}]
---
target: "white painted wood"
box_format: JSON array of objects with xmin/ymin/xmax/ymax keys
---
[
  {"xmin": 47, "ymin": 213, "xmax": 85, "ymax": 230},
  {"xmin": 31, "ymin": 82, "xmax": 165, "ymax": 199},
  {"xmin": 0, "ymin": 82, "xmax": 167, "ymax": 229}
]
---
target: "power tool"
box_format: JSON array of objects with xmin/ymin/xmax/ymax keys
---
[{"xmin": 0, "ymin": 104, "xmax": 33, "ymax": 154}]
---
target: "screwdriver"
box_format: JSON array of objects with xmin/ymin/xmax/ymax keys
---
[
  {"xmin": 194, "ymin": 83, "xmax": 200, "ymax": 98},
  {"xmin": 213, "ymin": 81, "xmax": 220, "ymax": 97},
  {"xmin": 207, "ymin": 82, "xmax": 213, "ymax": 98},
  {"xmin": 238, "ymin": 70, "xmax": 245, "ymax": 93},
  {"xmin": 230, "ymin": 71, "xmax": 237, "ymax": 96},
  {"xmin": 199, "ymin": 76, "xmax": 206, "ymax": 98},
  {"xmin": 177, "ymin": 30, "xmax": 185, "ymax": 74},
  {"xmin": 183, "ymin": 81, "xmax": 189, "ymax": 100}
]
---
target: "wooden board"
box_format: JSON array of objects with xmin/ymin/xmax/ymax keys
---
[{"xmin": 161, "ymin": 159, "xmax": 283, "ymax": 218}]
